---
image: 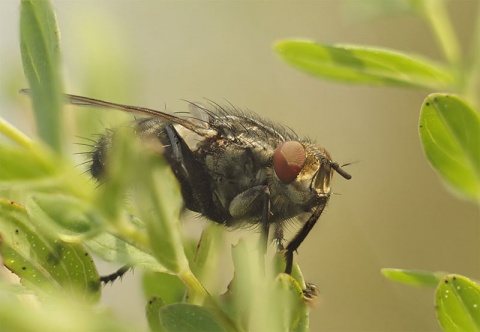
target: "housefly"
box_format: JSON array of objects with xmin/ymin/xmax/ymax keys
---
[{"xmin": 23, "ymin": 90, "xmax": 351, "ymax": 275}]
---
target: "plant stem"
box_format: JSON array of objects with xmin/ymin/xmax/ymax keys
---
[
  {"xmin": 179, "ymin": 268, "xmax": 210, "ymax": 303},
  {"xmin": 0, "ymin": 117, "xmax": 34, "ymax": 149},
  {"xmin": 421, "ymin": 1, "xmax": 461, "ymax": 67},
  {"xmin": 463, "ymin": 3, "xmax": 480, "ymax": 107}
]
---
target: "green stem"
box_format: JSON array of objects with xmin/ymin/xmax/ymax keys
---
[
  {"xmin": 0, "ymin": 117, "xmax": 34, "ymax": 149},
  {"xmin": 421, "ymin": 1, "xmax": 461, "ymax": 67},
  {"xmin": 463, "ymin": 3, "xmax": 480, "ymax": 107},
  {"xmin": 179, "ymin": 268, "xmax": 210, "ymax": 303}
]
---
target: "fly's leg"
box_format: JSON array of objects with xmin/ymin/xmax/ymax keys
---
[
  {"xmin": 100, "ymin": 265, "xmax": 131, "ymax": 284},
  {"xmin": 284, "ymin": 203, "xmax": 326, "ymax": 274},
  {"xmin": 260, "ymin": 186, "xmax": 271, "ymax": 254},
  {"xmin": 303, "ymin": 282, "xmax": 320, "ymax": 305},
  {"xmin": 257, "ymin": 186, "xmax": 271, "ymax": 274},
  {"xmin": 273, "ymin": 223, "xmax": 284, "ymax": 251}
]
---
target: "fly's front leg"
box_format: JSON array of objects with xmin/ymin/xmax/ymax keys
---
[
  {"xmin": 260, "ymin": 186, "xmax": 271, "ymax": 256},
  {"xmin": 285, "ymin": 203, "xmax": 326, "ymax": 274},
  {"xmin": 273, "ymin": 223, "xmax": 284, "ymax": 251}
]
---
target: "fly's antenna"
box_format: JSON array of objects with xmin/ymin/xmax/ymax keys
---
[{"xmin": 330, "ymin": 162, "xmax": 352, "ymax": 180}]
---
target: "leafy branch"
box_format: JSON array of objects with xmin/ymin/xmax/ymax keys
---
[
  {"xmin": 274, "ymin": 1, "xmax": 479, "ymax": 331},
  {"xmin": 0, "ymin": 1, "xmax": 311, "ymax": 331}
]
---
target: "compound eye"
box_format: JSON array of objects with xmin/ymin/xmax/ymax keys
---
[{"xmin": 273, "ymin": 141, "xmax": 306, "ymax": 183}]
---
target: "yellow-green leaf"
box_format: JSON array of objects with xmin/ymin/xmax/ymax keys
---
[
  {"xmin": 20, "ymin": 0, "xmax": 64, "ymax": 153},
  {"xmin": 381, "ymin": 268, "xmax": 446, "ymax": 287},
  {"xmin": 419, "ymin": 94, "xmax": 480, "ymax": 201},
  {"xmin": 275, "ymin": 40, "xmax": 454, "ymax": 90},
  {"xmin": 436, "ymin": 275, "xmax": 480, "ymax": 331},
  {"xmin": 0, "ymin": 199, "xmax": 100, "ymax": 301}
]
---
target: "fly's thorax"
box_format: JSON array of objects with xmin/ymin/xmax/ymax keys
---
[{"xmin": 270, "ymin": 141, "xmax": 334, "ymax": 208}]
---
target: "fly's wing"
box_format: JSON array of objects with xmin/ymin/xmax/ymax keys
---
[
  {"xmin": 172, "ymin": 102, "xmax": 212, "ymax": 150},
  {"xmin": 186, "ymin": 102, "xmax": 211, "ymax": 129},
  {"xmin": 19, "ymin": 89, "xmax": 218, "ymax": 138}
]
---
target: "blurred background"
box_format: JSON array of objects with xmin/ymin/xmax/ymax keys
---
[{"xmin": 1, "ymin": 1, "xmax": 478, "ymax": 331}]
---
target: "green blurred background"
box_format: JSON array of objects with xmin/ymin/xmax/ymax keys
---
[{"xmin": 1, "ymin": 1, "xmax": 478, "ymax": 331}]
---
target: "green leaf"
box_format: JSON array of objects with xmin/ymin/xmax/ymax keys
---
[
  {"xmin": 272, "ymin": 250, "xmax": 307, "ymax": 291},
  {"xmin": 72, "ymin": 128, "xmax": 182, "ymax": 273},
  {"xmin": 0, "ymin": 143, "xmax": 58, "ymax": 183},
  {"xmin": 131, "ymin": 141, "xmax": 189, "ymax": 274},
  {"xmin": 84, "ymin": 231, "xmax": 169, "ymax": 273},
  {"xmin": 435, "ymin": 275, "xmax": 480, "ymax": 331},
  {"xmin": 270, "ymin": 273, "xmax": 309, "ymax": 332},
  {"xmin": 157, "ymin": 303, "xmax": 227, "ymax": 332},
  {"xmin": 141, "ymin": 239, "xmax": 198, "ymax": 302},
  {"xmin": 274, "ymin": 40, "xmax": 454, "ymax": 90},
  {"xmin": 191, "ymin": 224, "xmax": 224, "ymax": 292},
  {"xmin": 20, "ymin": 0, "xmax": 64, "ymax": 153},
  {"xmin": 26, "ymin": 193, "xmax": 105, "ymax": 242},
  {"xmin": 146, "ymin": 297, "xmax": 165, "ymax": 332},
  {"xmin": 230, "ymin": 238, "xmax": 263, "ymax": 296},
  {"xmin": 0, "ymin": 285, "xmax": 135, "ymax": 332},
  {"xmin": 0, "ymin": 137, "xmax": 96, "ymax": 200},
  {"xmin": 0, "ymin": 199, "xmax": 100, "ymax": 301},
  {"xmin": 419, "ymin": 93, "xmax": 480, "ymax": 201},
  {"xmin": 143, "ymin": 272, "xmax": 186, "ymax": 304},
  {"xmin": 381, "ymin": 268, "xmax": 447, "ymax": 287}
]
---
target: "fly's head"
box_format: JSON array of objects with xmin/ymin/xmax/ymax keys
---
[{"xmin": 271, "ymin": 140, "xmax": 351, "ymax": 208}]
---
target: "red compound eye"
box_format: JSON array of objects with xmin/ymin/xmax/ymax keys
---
[{"xmin": 273, "ymin": 141, "xmax": 306, "ymax": 183}]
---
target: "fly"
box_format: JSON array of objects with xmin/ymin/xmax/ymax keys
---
[{"xmin": 22, "ymin": 89, "xmax": 351, "ymax": 275}]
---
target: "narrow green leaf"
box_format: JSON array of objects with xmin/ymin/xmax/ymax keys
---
[
  {"xmin": 191, "ymin": 224, "xmax": 224, "ymax": 292},
  {"xmin": 0, "ymin": 199, "xmax": 100, "ymax": 301},
  {"xmin": 131, "ymin": 143, "xmax": 189, "ymax": 274},
  {"xmin": 272, "ymin": 250, "xmax": 307, "ymax": 290},
  {"xmin": 221, "ymin": 240, "xmax": 257, "ymax": 330},
  {"xmin": 230, "ymin": 238, "xmax": 263, "ymax": 297},
  {"xmin": 20, "ymin": 0, "xmax": 64, "ymax": 153},
  {"xmin": 381, "ymin": 268, "xmax": 447, "ymax": 287},
  {"xmin": 158, "ymin": 303, "xmax": 227, "ymax": 332},
  {"xmin": 26, "ymin": 193, "xmax": 105, "ymax": 242},
  {"xmin": 227, "ymin": 240, "xmax": 310, "ymax": 331},
  {"xmin": 85, "ymin": 231, "xmax": 169, "ymax": 273},
  {"xmin": 270, "ymin": 273, "xmax": 308, "ymax": 332},
  {"xmin": 435, "ymin": 275, "xmax": 480, "ymax": 331},
  {"xmin": 419, "ymin": 93, "xmax": 480, "ymax": 201},
  {"xmin": 274, "ymin": 40, "xmax": 454, "ymax": 90}
]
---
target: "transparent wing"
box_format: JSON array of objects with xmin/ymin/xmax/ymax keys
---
[{"xmin": 19, "ymin": 89, "xmax": 217, "ymax": 137}]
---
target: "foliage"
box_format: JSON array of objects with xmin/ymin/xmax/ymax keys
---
[
  {"xmin": 1, "ymin": 0, "xmax": 478, "ymax": 331},
  {"xmin": 275, "ymin": 0, "xmax": 479, "ymax": 330},
  {"xmin": 0, "ymin": 1, "xmax": 310, "ymax": 331}
]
